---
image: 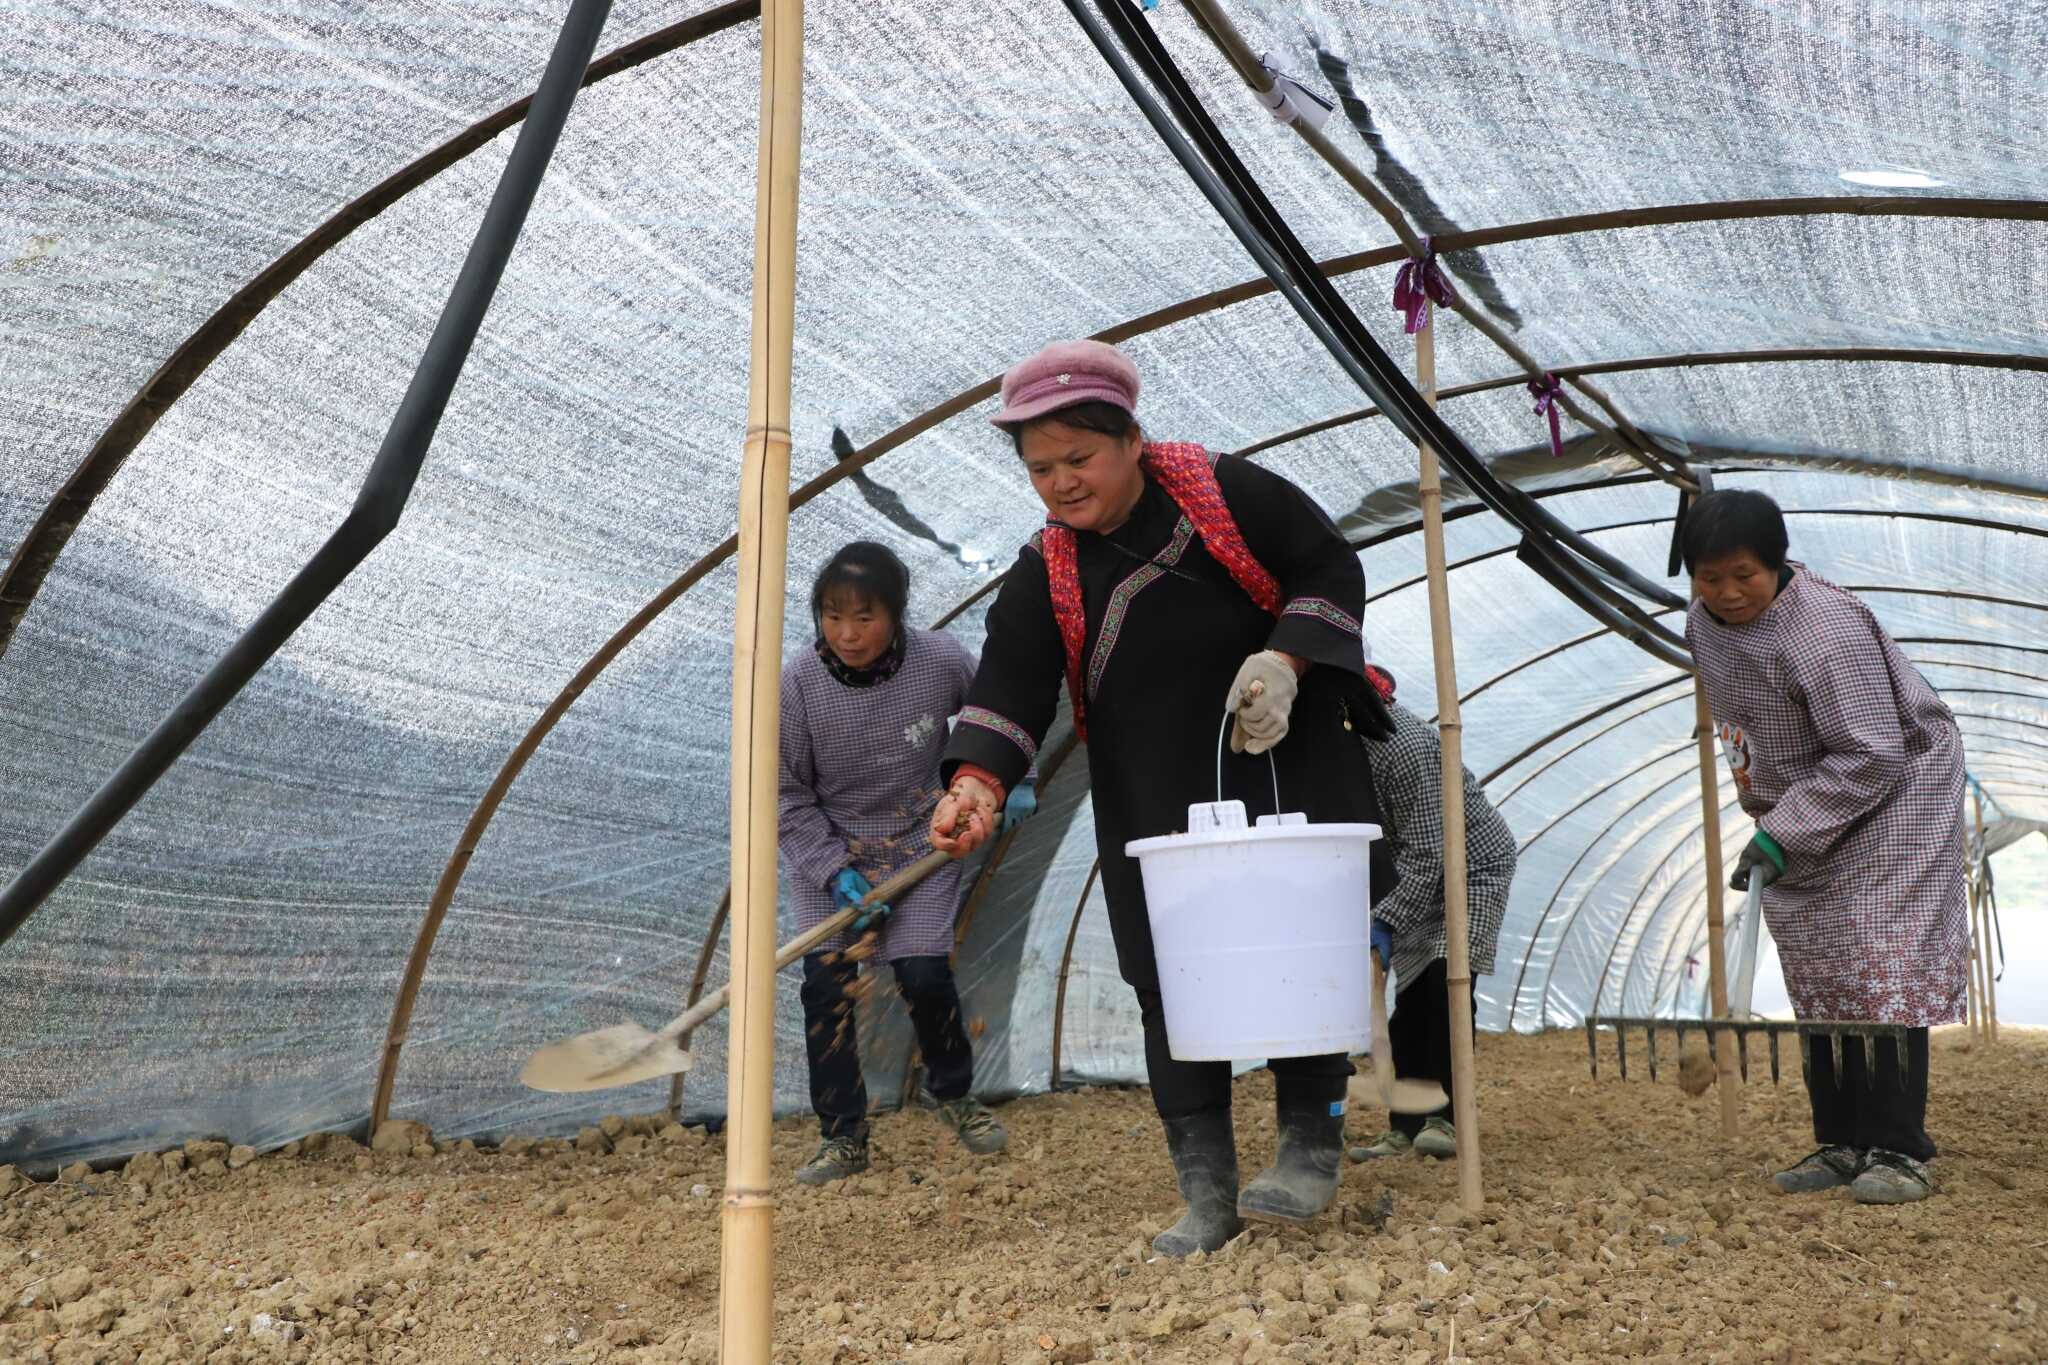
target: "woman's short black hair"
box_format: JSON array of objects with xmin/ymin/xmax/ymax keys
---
[
  {"xmin": 1680, "ymin": 489, "xmax": 1789, "ymax": 574},
  {"xmin": 998, "ymin": 399, "xmax": 1139, "ymax": 456},
  {"xmin": 811, "ymin": 541, "xmax": 910, "ymax": 628}
]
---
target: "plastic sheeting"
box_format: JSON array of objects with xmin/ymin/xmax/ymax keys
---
[{"xmin": 3, "ymin": 0, "xmax": 2045, "ymax": 1168}]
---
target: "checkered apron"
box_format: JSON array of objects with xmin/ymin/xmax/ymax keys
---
[
  {"xmin": 778, "ymin": 629, "xmax": 976, "ymax": 961},
  {"xmin": 1687, "ymin": 568, "xmax": 1968, "ymax": 1024}
]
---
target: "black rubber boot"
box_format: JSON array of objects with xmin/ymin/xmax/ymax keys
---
[
  {"xmin": 1152, "ymin": 1110, "xmax": 1243, "ymax": 1258},
  {"xmin": 1238, "ymin": 1099, "xmax": 1344, "ymax": 1224}
]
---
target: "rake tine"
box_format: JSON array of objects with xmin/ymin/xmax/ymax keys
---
[
  {"xmin": 1736, "ymin": 1027, "xmax": 1749, "ymax": 1083},
  {"xmin": 1705, "ymin": 1024, "xmax": 1718, "ymax": 1064},
  {"xmin": 1861, "ymin": 1032, "xmax": 1876, "ymax": 1087},
  {"xmin": 1618, "ymin": 1022, "xmax": 1628, "ymax": 1081},
  {"xmin": 1799, "ymin": 1030, "xmax": 1813, "ymax": 1087},
  {"xmin": 1647, "ymin": 1022, "xmax": 1659, "ymax": 1081},
  {"xmin": 1769, "ymin": 1028, "xmax": 1781, "ymax": 1085},
  {"xmin": 1586, "ymin": 1016, "xmax": 1599, "ymax": 1079},
  {"xmin": 1830, "ymin": 1030, "xmax": 1844, "ymax": 1084}
]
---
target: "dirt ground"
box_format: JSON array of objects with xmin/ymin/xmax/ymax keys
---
[{"xmin": 2, "ymin": 1027, "xmax": 2043, "ymax": 1365}]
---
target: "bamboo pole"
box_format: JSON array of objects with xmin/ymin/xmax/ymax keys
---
[
  {"xmin": 1692, "ymin": 681, "xmax": 1741, "ymax": 1138},
  {"xmin": 1414, "ymin": 317, "xmax": 1483, "ymax": 1210},
  {"xmin": 720, "ymin": 0, "xmax": 801, "ymax": 1355},
  {"xmin": 1973, "ymin": 790, "xmax": 1998, "ymax": 1044}
]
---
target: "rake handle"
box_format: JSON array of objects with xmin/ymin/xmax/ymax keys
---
[{"xmin": 659, "ymin": 849, "xmax": 953, "ymax": 1045}]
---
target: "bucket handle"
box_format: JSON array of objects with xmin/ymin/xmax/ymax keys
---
[{"xmin": 1215, "ymin": 707, "xmax": 1283, "ymax": 815}]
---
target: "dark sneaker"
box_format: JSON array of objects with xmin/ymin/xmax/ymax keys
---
[
  {"xmin": 1347, "ymin": 1129, "xmax": 1413, "ymax": 1162},
  {"xmin": 794, "ymin": 1136, "xmax": 870, "ymax": 1186},
  {"xmin": 1852, "ymin": 1150, "xmax": 1932, "ymax": 1205},
  {"xmin": 1772, "ymin": 1145, "xmax": 1864, "ymax": 1194},
  {"xmin": 937, "ymin": 1098, "xmax": 1008, "ymax": 1155},
  {"xmin": 1413, "ymin": 1117, "xmax": 1457, "ymax": 1160}
]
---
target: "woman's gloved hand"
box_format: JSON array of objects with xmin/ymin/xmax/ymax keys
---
[
  {"xmin": 832, "ymin": 867, "xmax": 892, "ymax": 934},
  {"xmin": 999, "ymin": 780, "xmax": 1038, "ymax": 835},
  {"xmin": 1369, "ymin": 918, "xmax": 1393, "ymax": 969},
  {"xmin": 932, "ymin": 767, "xmax": 1003, "ymax": 856},
  {"xmin": 1729, "ymin": 830, "xmax": 1786, "ymax": 891},
  {"xmin": 1229, "ymin": 650, "xmax": 1300, "ymax": 754}
]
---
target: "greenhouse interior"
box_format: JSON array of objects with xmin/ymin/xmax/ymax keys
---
[{"xmin": 3, "ymin": 1, "xmax": 2045, "ymax": 1362}]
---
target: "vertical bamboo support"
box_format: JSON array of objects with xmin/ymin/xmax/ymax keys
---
[
  {"xmin": 1692, "ymin": 680, "xmax": 1741, "ymax": 1138},
  {"xmin": 720, "ymin": 0, "xmax": 802, "ymax": 1357},
  {"xmin": 1414, "ymin": 318, "xmax": 1483, "ymax": 1211},
  {"xmin": 1973, "ymin": 790, "xmax": 1997, "ymax": 1044}
]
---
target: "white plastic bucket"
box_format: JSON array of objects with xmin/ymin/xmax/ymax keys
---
[{"xmin": 1127, "ymin": 799, "xmax": 1379, "ymax": 1062}]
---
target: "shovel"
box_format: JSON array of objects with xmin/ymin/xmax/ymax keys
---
[
  {"xmin": 520, "ymin": 850, "xmax": 951, "ymax": 1094},
  {"xmin": 1358, "ymin": 952, "xmax": 1450, "ymax": 1114}
]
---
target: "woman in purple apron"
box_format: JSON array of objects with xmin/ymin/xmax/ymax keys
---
[
  {"xmin": 1684, "ymin": 489, "xmax": 1968, "ymax": 1204},
  {"xmin": 780, "ymin": 542, "xmax": 1026, "ymax": 1184}
]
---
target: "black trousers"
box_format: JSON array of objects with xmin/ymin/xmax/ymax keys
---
[
  {"xmin": 1386, "ymin": 958, "xmax": 1475, "ymax": 1138},
  {"xmin": 801, "ymin": 953, "xmax": 975, "ymax": 1141},
  {"xmin": 1137, "ymin": 989, "xmax": 1352, "ymax": 1121},
  {"xmin": 1804, "ymin": 1025, "xmax": 1934, "ymax": 1161}
]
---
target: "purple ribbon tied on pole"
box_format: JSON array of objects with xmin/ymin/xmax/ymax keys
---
[
  {"xmin": 1392, "ymin": 235, "xmax": 1454, "ymax": 335},
  {"xmin": 1528, "ymin": 372, "xmax": 1564, "ymax": 458}
]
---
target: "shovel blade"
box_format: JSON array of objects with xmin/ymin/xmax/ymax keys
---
[
  {"xmin": 1385, "ymin": 1078, "xmax": 1450, "ymax": 1115},
  {"xmin": 520, "ymin": 1023, "xmax": 695, "ymax": 1094}
]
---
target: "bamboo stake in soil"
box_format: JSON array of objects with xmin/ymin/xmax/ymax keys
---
[
  {"xmin": 1415, "ymin": 317, "xmax": 1483, "ymax": 1210},
  {"xmin": 1693, "ymin": 680, "xmax": 1741, "ymax": 1138},
  {"xmin": 721, "ymin": 0, "xmax": 802, "ymax": 1356}
]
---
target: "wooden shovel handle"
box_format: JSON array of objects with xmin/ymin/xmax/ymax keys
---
[
  {"xmin": 657, "ymin": 849, "xmax": 954, "ymax": 1044},
  {"xmin": 1372, "ymin": 952, "xmax": 1396, "ymax": 1104}
]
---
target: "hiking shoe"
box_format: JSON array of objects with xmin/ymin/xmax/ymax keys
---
[
  {"xmin": 794, "ymin": 1136, "xmax": 870, "ymax": 1186},
  {"xmin": 1347, "ymin": 1129, "xmax": 1413, "ymax": 1162},
  {"xmin": 1852, "ymin": 1150, "xmax": 1932, "ymax": 1205},
  {"xmin": 937, "ymin": 1098, "xmax": 1008, "ymax": 1155},
  {"xmin": 1772, "ymin": 1145, "xmax": 1863, "ymax": 1194},
  {"xmin": 1414, "ymin": 1117, "xmax": 1457, "ymax": 1160}
]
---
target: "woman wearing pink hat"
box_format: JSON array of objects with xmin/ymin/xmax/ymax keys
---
[{"xmin": 930, "ymin": 339, "xmax": 1397, "ymax": 1256}]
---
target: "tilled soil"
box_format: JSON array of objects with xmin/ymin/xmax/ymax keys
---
[{"xmin": 1, "ymin": 1028, "xmax": 2042, "ymax": 1365}]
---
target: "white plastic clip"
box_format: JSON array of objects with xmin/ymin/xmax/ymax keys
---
[
  {"xmin": 1255, "ymin": 53, "xmax": 1334, "ymax": 132},
  {"xmin": 1188, "ymin": 800, "xmax": 1248, "ymax": 834},
  {"xmin": 1255, "ymin": 812, "xmax": 1308, "ymax": 828}
]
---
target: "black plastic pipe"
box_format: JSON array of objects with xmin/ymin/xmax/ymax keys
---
[
  {"xmin": 0, "ymin": 0, "xmax": 617, "ymax": 947},
  {"xmin": 1068, "ymin": 0, "xmax": 1690, "ymax": 642}
]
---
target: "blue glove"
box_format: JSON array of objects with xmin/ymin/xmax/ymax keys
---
[
  {"xmin": 832, "ymin": 868, "xmax": 891, "ymax": 934},
  {"xmin": 999, "ymin": 781, "xmax": 1038, "ymax": 835},
  {"xmin": 1369, "ymin": 918, "xmax": 1393, "ymax": 967}
]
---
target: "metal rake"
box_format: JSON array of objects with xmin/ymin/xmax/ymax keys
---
[{"xmin": 1582, "ymin": 1015, "xmax": 1910, "ymax": 1086}]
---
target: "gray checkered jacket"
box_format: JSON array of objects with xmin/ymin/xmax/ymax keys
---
[{"xmin": 1365, "ymin": 701, "xmax": 1516, "ymax": 992}]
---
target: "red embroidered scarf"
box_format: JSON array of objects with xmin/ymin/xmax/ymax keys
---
[{"xmin": 1040, "ymin": 442, "xmax": 1280, "ymax": 737}]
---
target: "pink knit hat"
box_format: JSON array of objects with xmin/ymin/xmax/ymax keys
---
[{"xmin": 989, "ymin": 339, "xmax": 1140, "ymax": 427}]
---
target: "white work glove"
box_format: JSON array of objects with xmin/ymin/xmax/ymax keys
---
[{"xmin": 1228, "ymin": 650, "xmax": 1299, "ymax": 755}]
